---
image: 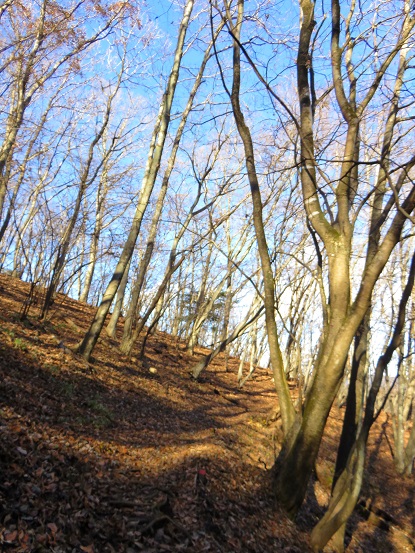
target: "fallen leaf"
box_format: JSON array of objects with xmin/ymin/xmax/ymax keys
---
[
  {"xmin": 80, "ymin": 545, "xmax": 95, "ymax": 553},
  {"xmin": 2, "ymin": 530, "xmax": 18, "ymax": 543},
  {"xmin": 47, "ymin": 522, "xmax": 58, "ymax": 535}
]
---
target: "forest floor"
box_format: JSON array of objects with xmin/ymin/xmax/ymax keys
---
[{"xmin": 0, "ymin": 274, "xmax": 414, "ymax": 553}]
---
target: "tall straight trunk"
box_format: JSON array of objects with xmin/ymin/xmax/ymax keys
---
[
  {"xmin": 121, "ymin": 26, "xmax": 222, "ymax": 348},
  {"xmin": 327, "ymin": 23, "xmax": 413, "ymax": 546},
  {"xmin": 80, "ymin": 158, "xmax": 110, "ymax": 304},
  {"xmin": 186, "ymin": 236, "xmax": 215, "ymax": 353},
  {"xmin": 77, "ymin": 0, "xmax": 195, "ymax": 360}
]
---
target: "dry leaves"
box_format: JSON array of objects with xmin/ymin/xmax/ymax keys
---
[{"xmin": 0, "ymin": 274, "xmax": 413, "ymax": 553}]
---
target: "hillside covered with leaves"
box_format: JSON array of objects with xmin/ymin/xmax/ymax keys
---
[{"xmin": 0, "ymin": 275, "xmax": 413, "ymax": 553}]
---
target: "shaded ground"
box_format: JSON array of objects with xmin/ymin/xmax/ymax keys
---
[{"xmin": 0, "ymin": 274, "xmax": 413, "ymax": 552}]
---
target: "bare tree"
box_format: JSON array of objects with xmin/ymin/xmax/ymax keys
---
[
  {"xmin": 220, "ymin": 0, "xmax": 296, "ymax": 434},
  {"xmin": 214, "ymin": 0, "xmax": 415, "ymax": 521},
  {"xmin": 0, "ymin": 0, "xmax": 138, "ymax": 226},
  {"xmin": 41, "ymin": 59, "xmax": 127, "ymax": 317},
  {"xmin": 310, "ymin": 246, "xmax": 415, "ymax": 552},
  {"xmin": 77, "ymin": 0, "xmax": 196, "ymax": 360}
]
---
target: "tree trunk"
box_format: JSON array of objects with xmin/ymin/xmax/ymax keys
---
[
  {"xmin": 272, "ymin": 0, "xmax": 415, "ymax": 517},
  {"xmin": 106, "ymin": 258, "xmax": 131, "ymax": 338},
  {"xmin": 226, "ymin": 0, "xmax": 295, "ymax": 434},
  {"xmin": 192, "ymin": 296, "xmax": 263, "ymax": 380},
  {"xmin": 77, "ymin": 0, "xmax": 195, "ymax": 360},
  {"xmin": 123, "ymin": 255, "xmax": 186, "ymax": 357},
  {"xmin": 80, "ymin": 158, "xmax": 109, "ymax": 304},
  {"xmin": 120, "ymin": 29, "xmax": 219, "ymax": 349},
  {"xmin": 41, "ymin": 74, "xmax": 122, "ymax": 318},
  {"xmin": 310, "ymin": 248, "xmax": 415, "ymax": 551}
]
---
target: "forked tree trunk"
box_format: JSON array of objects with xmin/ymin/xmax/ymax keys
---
[
  {"xmin": 314, "ymin": 13, "xmax": 415, "ymax": 547},
  {"xmin": 310, "ymin": 249, "xmax": 415, "ymax": 552},
  {"xmin": 272, "ymin": 0, "xmax": 415, "ymax": 517}
]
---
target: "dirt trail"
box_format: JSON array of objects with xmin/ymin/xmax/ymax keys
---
[{"xmin": 0, "ymin": 274, "xmax": 413, "ymax": 552}]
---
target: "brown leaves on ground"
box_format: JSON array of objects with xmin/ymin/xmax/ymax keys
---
[{"xmin": 0, "ymin": 274, "xmax": 413, "ymax": 553}]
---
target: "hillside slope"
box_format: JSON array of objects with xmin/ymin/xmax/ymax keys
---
[{"xmin": 0, "ymin": 275, "xmax": 413, "ymax": 552}]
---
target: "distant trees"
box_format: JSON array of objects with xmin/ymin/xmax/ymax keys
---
[{"xmin": 0, "ymin": 0, "xmax": 147, "ymax": 305}]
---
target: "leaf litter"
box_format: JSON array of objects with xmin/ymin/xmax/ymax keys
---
[{"xmin": 0, "ymin": 274, "xmax": 413, "ymax": 553}]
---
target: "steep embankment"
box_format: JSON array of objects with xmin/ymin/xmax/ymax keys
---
[{"xmin": 0, "ymin": 274, "xmax": 413, "ymax": 552}]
